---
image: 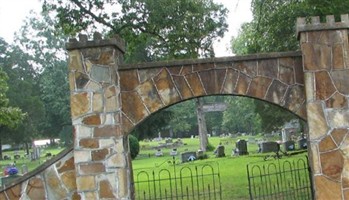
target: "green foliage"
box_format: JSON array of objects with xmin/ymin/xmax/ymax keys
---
[
  {"xmin": 206, "ymin": 142, "xmax": 215, "ymax": 151},
  {"xmin": 129, "ymin": 134, "xmax": 140, "ymax": 160},
  {"xmin": 43, "ymin": 0, "xmax": 228, "ymax": 62}
]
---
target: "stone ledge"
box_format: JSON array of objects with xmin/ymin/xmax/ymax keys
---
[
  {"xmin": 297, "ymin": 14, "xmax": 349, "ymax": 38},
  {"xmin": 119, "ymin": 51, "xmax": 302, "ymax": 70},
  {"xmin": 66, "ymin": 32, "xmax": 125, "ymax": 53}
]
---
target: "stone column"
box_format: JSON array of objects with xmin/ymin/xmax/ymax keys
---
[
  {"xmin": 297, "ymin": 15, "xmax": 349, "ymax": 199},
  {"xmin": 66, "ymin": 33, "xmax": 132, "ymax": 199}
]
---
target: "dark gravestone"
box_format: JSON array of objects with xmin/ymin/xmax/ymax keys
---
[
  {"xmin": 259, "ymin": 142, "xmax": 279, "ymax": 153},
  {"xmin": 235, "ymin": 139, "xmax": 248, "ymax": 155},
  {"xmin": 181, "ymin": 152, "xmax": 196, "ymax": 163},
  {"xmin": 298, "ymin": 138, "xmax": 307, "ymax": 149},
  {"xmin": 283, "ymin": 141, "xmax": 295, "ymax": 151},
  {"xmin": 215, "ymin": 145, "xmax": 225, "ymax": 157}
]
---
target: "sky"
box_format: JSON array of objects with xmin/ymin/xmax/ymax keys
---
[{"xmin": 0, "ymin": 0, "xmax": 252, "ymax": 57}]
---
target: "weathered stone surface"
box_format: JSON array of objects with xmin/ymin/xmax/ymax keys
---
[
  {"xmin": 327, "ymin": 110, "xmax": 349, "ymax": 128},
  {"xmin": 342, "ymin": 159, "xmax": 349, "ymax": 188},
  {"xmin": 309, "ymin": 143, "xmax": 321, "ymax": 174},
  {"xmin": 283, "ymin": 85, "xmax": 305, "ymax": 113},
  {"xmin": 193, "ymin": 62, "xmax": 214, "ymax": 72},
  {"xmin": 91, "ymin": 65, "xmax": 111, "ymax": 83},
  {"xmin": 320, "ymin": 150, "xmax": 343, "ymax": 181},
  {"xmin": 75, "ymin": 72, "xmax": 89, "ymax": 89},
  {"xmin": 105, "ymin": 96, "xmax": 119, "ymax": 112},
  {"xmin": 247, "ymin": 76, "xmax": 272, "ymax": 99},
  {"xmin": 235, "ymin": 73, "xmax": 251, "ymax": 95},
  {"xmin": 326, "ymin": 92, "xmax": 348, "ymax": 109},
  {"xmin": 293, "ymin": 57, "xmax": 304, "ymax": 84},
  {"xmin": 80, "ymin": 162, "xmax": 106, "ymax": 174},
  {"xmin": 315, "ymin": 71, "xmax": 336, "ymax": 100},
  {"xmin": 121, "ymin": 114, "xmax": 134, "ymax": 134},
  {"xmin": 265, "ymin": 80, "xmax": 288, "ymax": 104},
  {"xmin": 199, "ymin": 69, "xmax": 226, "ymax": 95},
  {"xmin": 307, "ymin": 102, "xmax": 328, "ymax": 140},
  {"xmin": 27, "ymin": 178, "xmax": 46, "ymax": 200},
  {"xmin": 314, "ymin": 175, "xmax": 342, "ymax": 200},
  {"xmin": 121, "ymin": 91, "xmax": 147, "ymax": 123},
  {"xmin": 172, "ymin": 75, "xmax": 193, "ymax": 99},
  {"xmin": 74, "ymin": 150, "xmax": 91, "ymax": 163},
  {"xmin": 137, "ymin": 80, "xmax": 163, "ymax": 113},
  {"xmin": 331, "ymin": 128, "xmax": 348, "ymax": 146},
  {"xmin": 180, "ymin": 65, "xmax": 193, "ymax": 75},
  {"xmin": 71, "ymin": 92, "xmax": 90, "ymax": 118},
  {"xmin": 138, "ymin": 68, "xmax": 161, "ymax": 83},
  {"xmin": 107, "ymin": 153, "xmax": 126, "ymax": 168},
  {"xmin": 5, "ymin": 184, "xmax": 21, "ymax": 200},
  {"xmin": 331, "ymin": 70, "xmax": 349, "ymax": 94},
  {"xmin": 92, "ymin": 93, "xmax": 103, "ymax": 112},
  {"xmin": 46, "ymin": 167, "xmax": 68, "ymax": 199},
  {"xmin": 119, "ymin": 70, "xmax": 139, "ymax": 91},
  {"xmin": 233, "ymin": 61, "xmax": 257, "ymax": 77},
  {"xmin": 279, "ymin": 58, "xmax": 295, "ymax": 85},
  {"xmin": 304, "ymin": 72, "xmax": 315, "ymax": 102},
  {"xmin": 118, "ymin": 168, "xmax": 129, "ymax": 198},
  {"xmin": 154, "ymin": 69, "xmax": 180, "ymax": 105},
  {"xmin": 94, "ymin": 125, "xmax": 120, "ymax": 137},
  {"xmin": 79, "ymin": 138, "xmax": 99, "ymax": 149},
  {"xmin": 61, "ymin": 171, "xmax": 77, "ymax": 192},
  {"xmin": 222, "ymin": 69, "xmax": 239, "ymax": 94},
  {"xmin": 77, "ymin": 175, "xmax": 96, "ymax": 191},
  {"xmin": 98, "ymin": 48, "xmax": 115, "ymax": 65},
  {"xmin": 92, "ymin": 148, "xmax": 109, "ymax": 161},
  {"xmin": 99, "ymin": 180, "xmax": 115, "ymax": 198},
  {"xmin": 82, "ymin": 114, "xmax": 101, "ymax": 126},
  {"xmin": 258, "ymin": 59, "xmax": 278, "ymax": 78},
  {"xmin": 302, "ymin": 43, "xmax": 331, "ymax": 71},
  {"xmin": 167, "ymin": 66, "xmax": 182, "ymax": 75},
  {"xmin": 185, "ymin": 73, "xmax": 205, "ymax": 96},
  {"xmin": 69, "ymin": 50, "xmax": 84, "ymax": 72},
  {"xmin": 333, "ymin": 44, "xmax": 344, "ymax": 69},
  {"xmin": 72, "ymin": 192, "xmax": 81, "ymax": 200},
  {"xmin": 319, "ymin": 135, "xmax": 337, "ymax": 152},
  {"xmin": 57, "ymin": 156, "xmax": 75, "ymax": 173}
]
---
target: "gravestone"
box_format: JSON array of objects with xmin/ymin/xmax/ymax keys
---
[
  {"xmin": 235, "ymin": 139, "xmax": 248, "ymax": 155},
  {"xmin": 283, "ymin": 141, "xmax": 295, "ymax": 151},
  {"xmin": 170, "ymin": 148, "xmax": 177, "ymax": 156},
  {"xmin": 155, "ymin": 149, "xmax": 163, "ymax": 157},
  {"xmin": 259, "ymin": 142, "xmax": 279, "ymax": 153},
  {"xmin": 215, "ymin": 145, "xmax": 225, "ymax": 157},
  {"xmin": 298, "ymin": 138, "xmax": 307, "ymax": 149},
  {"xmin": 181, "ymin": 152, "xmax": 196, "ymax": 163}
]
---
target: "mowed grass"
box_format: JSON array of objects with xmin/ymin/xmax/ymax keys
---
[{"xmin": 132, "ymin": 136, "xmax": 308, "ymax": 199}]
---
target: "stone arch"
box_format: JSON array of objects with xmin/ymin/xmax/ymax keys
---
[{"xmin": 119, "ymin": 52, "xmax": 306, "ymax": 134}]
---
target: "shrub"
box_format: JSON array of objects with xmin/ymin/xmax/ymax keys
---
[
  {"xmin": 206, "ymin": 142, "xmax": 215, "ymax": 151},
  {"xmin": 129, "ymin": 134, "xmax": 140, "ymax": 159}
]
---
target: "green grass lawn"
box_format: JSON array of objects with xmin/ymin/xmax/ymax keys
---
[{"xmin": 132, "ymin": 136, "xmax": 308, "ymax": 199}]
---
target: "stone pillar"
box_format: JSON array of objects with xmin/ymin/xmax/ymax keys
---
[
  {"xmin": 66, "ymin": 33, "xmax": 132, "ymax": 199},
  {"xmin": 297, "ymin": 15, "xmax": 349, "ymax": 199}
]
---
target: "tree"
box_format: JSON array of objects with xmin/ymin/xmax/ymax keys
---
[{"xmin": 0, "ymin": 67, "xmax": 25, "ymax": 159}]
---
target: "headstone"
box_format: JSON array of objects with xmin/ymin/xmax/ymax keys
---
[
  {"xmin": 21, "ymin": 165, "xmax": 28, "ymax": 174},
  {"xmin": 283, "ymin": 141, "xmax": 295, "ymax": 151},
  {"xmin": 215, "ymin": 145, "xmax": 225, "ymax": 157},
  {"xmin": 259, "ymin": 142, "xmax": 279, "ymax": 153},
  {"xmin": 298, "ymin": 138, "xmax": 307, "ymax": 149},
  {"xmin": 235, "ymin": 139, "xmax": 248, "ymax": 155},
  {"xmin": 196, "ymin": 149, "xmax": 205, "ymax": 159},
  {"xmin": 170, "ymin": 148, "xmax": 177, "ymax": 156},
  {"xmin": 181, "ymin": 152, "xmax": 196, "ymax": 163},
  {"xmin": 155, "ymin": 149, "xmax": 163, "ymax": 157}
]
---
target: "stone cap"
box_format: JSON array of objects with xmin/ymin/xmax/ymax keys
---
[
  {"xmin": 296, "ymin": 14, "xmax": 349, "ymax": 39},
  {"xmin": 66, "ymin": 32, "xmax": 125, "ymax": 53}
]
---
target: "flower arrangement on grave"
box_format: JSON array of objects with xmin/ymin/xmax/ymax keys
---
[{"xmin": 5, "ymin": 166, "xmax": 18, "ymax": 176}]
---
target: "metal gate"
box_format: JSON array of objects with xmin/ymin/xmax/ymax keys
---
[
  {"xmin": 133, "ymin": 158, "xmax": 222, "ymax": 200},
  {"xmin": 247, "ymin": 156, "xmax": 314, "ymax": 200}
]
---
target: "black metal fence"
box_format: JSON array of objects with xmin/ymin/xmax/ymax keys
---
[
  {"xmin": 247, "ymin": 156, "xmax": 313, "ymax": 200},
  {"xmin": 133, "ymin": 159, "xmax": 222, "ymax": 200}
]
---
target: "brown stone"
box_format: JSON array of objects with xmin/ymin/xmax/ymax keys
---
[
  {"xmin": 121, "ymin": 91, "xmax": 148, "ymax": 123},
  {"xmin": 314, "ymin": 175, "xmax": 342, "ymax": 200},
  {"xmin": 333, "ymin": 44, "xmax": 344, "ymax": 69},
  {"xmin": 94, "ymin": 125, "xmax": 121, "ymax": 137},
  {"xmin": 121, "ymin": 114, "xmax": 134, "ymax": 134},
  {"xmin": 278, "ymin": 59, "xmax": 295, "ymax": 85},
  {"xmin": 80, "ymin": 162, "xmax": 106, "ymax": 174},
  {"xmin": 82, "ymin": 114, "xmax": 101, "ymax": 126},
  {"xmin": 72, "ymin": 192, "xmax": 81, "ymax": 200},
  {"xmin": 315, "ymin": 71, "xmax": 336, "ymax": 100},
  {"xmin": 258, "ymin": 59, "xmax": 278, "ymax": 78},
  {"xmin": 45, "ymin": 167, "xmax": 68, "ymax": 199},
  {"xmin": 99, "ymin": 180, "xmax": 115, "ymax": 198},
  {"xmin": 320, "ymin": 150, "xmax": 343, "ymax": 181},
  {"xmin": 57, "ymin": 156, "xmax": 75, "ymax": 173},
  {"xmin": 98, "ymin": 48, "xmax": 115, "ymax": 65},
  {"xmin": 77, "ymin": 175, "xmax": 96, "ymax": 191},
  {"xmin": 319, "ymin": 135, "xmax": 337, "ymax": 152},
  {"xmin": 234, "ymin": 73, "xmax": 251, "ymax": 95},
  {"xmin": 285, "ymin": 85, "xmax": 306, "ymax": 112},
  {"xmin": 185, "ymin": 73, "xmax": 205, "ymax": 96},
  {"xmin": 193, "ymin": 62, "xmax": 214, "ymax": 72},
  {"xmin": 172, "ymin": 75, "xmax": 193, "ymax": 100},
  {"xmin": 294, "ymin": 57, "xmax": 304, "ymax": 84},
  {"xmin": 199, "ymin": 69, "xmax": 226, "ymax": 95},
  {"xmin": 79, "ymin": 138, "xmax": 99, "ymax": 149},
  {"xmin": 61, "ymin": 171, "xmax": 77, "ymax": 191},
  {"xmin": 247, "ymin": 76, "xmax": 272, "ymax": 99},
  {"xmin": 180, "ymin": 65, "xmax": 193, "ymax": 75},
  {"xmin": 92, "ymin": 148, "xmax": 109, "ymax": 161},
  {"xmin": 68, "ymin": 50, "xmax": 84, "ymax": 72},
  {"xmin": 92, "ymin": 93, "xmax": 103, "ymax": 112},
  {"xmin": 309, "ymin": 143, "xmax": 321, "ymax": 174},
  {"xmin": 138, "ymin": 68, "xmax": 161, "ymax": 83},
  {"xmin": 307, "ymin": 102, "xmax": 328, "ymax": 140},
  {"xmin": 137, "ymin": 80, "xmax": 163, "ymax": 113},
  {"xmin": 168, "ymin": 66, "xmax": 182, "ymax": 75},
  {"xmin": 326, "ymin": 92, "xmax": 348, "ymax": 109},
  {"xmin": 331, "ymin": 128, "xmax": 348, "ymax": 146},
  {"xmin": 119, "ymin": 70, "xmax": 139, "ymax": 91},
  {"xmin": 27, "ymin": 178, "xmax": 46, "ymax": 200},
  {"xmin": 342, "ymin": 159, "xmax": 349, "ymax": 188},
  {"xmin": 331, "ymin": 70, "xmax": 349, "ymax": 94},
  {"xmin": 265, "ymin": 80, "xmax": 288, "ymax": 105},
  {"xmin": 118, "ymin": 168, "xmax": 129, "ymax": 198},
  {"xmin": 222, "ymin": 69, "xmax": 239, "ymax": 94},
  {"xmin": 71, "ymin": 92, "xmax": 90, "ymax": 118},
  {"xmin": 154, "ymin": 69, "xmax": 180, "ymax": 105},
  {"xmin": 233, "ymin": 61, "xmax": 257, "ymax": 77},
  {"xmin": 302, "ymin": 43, "xmax": 331, "ymax": 71},
  {"xmin": 5, "ymin": 184, "xmax": 21, "ymax": 200}
]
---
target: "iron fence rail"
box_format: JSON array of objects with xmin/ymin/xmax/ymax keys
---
[{"xmin": 247, "ymin": 156, "xmax": 314, "ymax": 200}]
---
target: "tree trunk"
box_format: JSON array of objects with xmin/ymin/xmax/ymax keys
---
[
  {"xmin": 196, "ymin": 98, "xmax": 208, "ymax": 152},
  {"xmin": 25, "ymin": 142, "xmax": 29, "ymax": 156},
  {"xmin": 0, "ymin": 137, "xmax": 3, "ymax": 160}
]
